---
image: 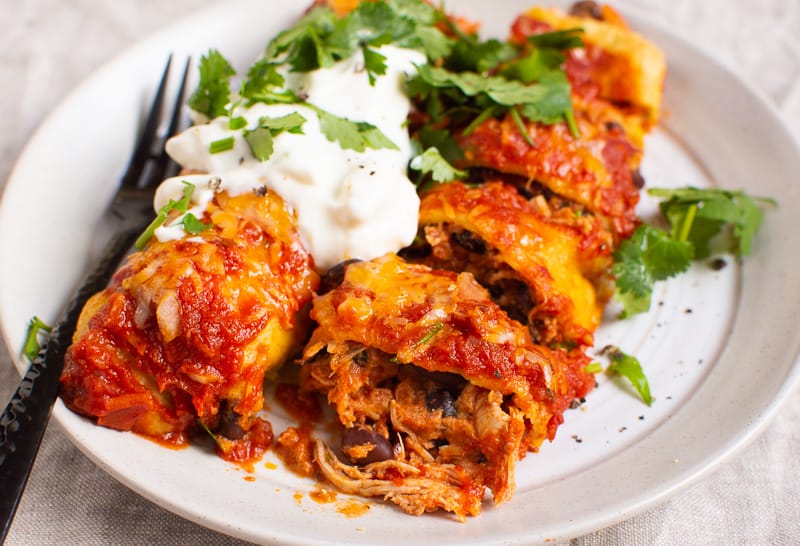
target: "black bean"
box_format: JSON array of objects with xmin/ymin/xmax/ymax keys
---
[
  {"xmin": 352, "ymin": 350, "xmax": 368, "ymax": 366},
  {"xmin": 450, "ymin": 230, "xmax": 487, "ymax": 255},
  {"xmin": 341, "ymin": 427, "xmax": 393, "ymax": 465},
  {"xmin": 425, "ymin": 371, "xmax": 466, "ymax": 392},
  {"xmin": 710, "ymin": 257, "xmax": 727, "ymax": 271},
  {"xmin": 569, "ymin": 1, "xmax": 603, "ymax": 20},
  {"xmin": 318, "ymin": 259, "xmax": 362, "ymax": 295},
  {"xmin": 631, "ymin": 169, "xmax": 645, "ymax": 189},
  {"xmin": 398, "ymin": 234, "xmax": 432, "ymax": 260},
  {"xmin": 216, "ymin": 400, "xmax": 246, "ymax": 440},
  {"xmin": 426, "ymin": 389, "xmax": 458, "ymax": 418}
]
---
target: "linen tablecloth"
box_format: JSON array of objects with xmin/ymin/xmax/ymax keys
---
[{"xmin": 1, "ymin": 0, "xmax": 799, "ymax": 543}]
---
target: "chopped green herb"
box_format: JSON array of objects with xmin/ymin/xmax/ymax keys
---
[
  {"xmin": 197, "ymin": 419, "xmax": 223, "ymax": 449},
  {"xmin": 181, "ymin": 213, "xmax": 212, "ymax": 234},
  {"xmin": 259, "ymin": 112, "xmax": 307, "ymax": 134},
  {"xmin": 409, "ymin": 147, "xmax": 466, "ymax": 184},
  {"xmin": 362, "ymin": 46, "xmax": 388, "ymax": 86},
  {"xmin": 603, "ymin": 346, "xmax": 652, "ymax": 406},
  {"xmin": 23, "ymin": 316, "xmax": 52, "ymax": 363},
  {"xmin": 648, "ymin": 187, "xmax": 775, "ymax": 259},
  {"xmin": 510, "ymin": 107, "xmax": 535, "ymax": 147},
  {"xmin": 244, "ymin": 127, "xmax": 274, "ymax": 162},
  {"xmin": 311, "ymin": 105, "xmax": 399, "ymax": 152},
  {"xmin": 409, "ymin": 25, "xmax": 582, "ymax": 146},
  {"xmin": 584, "ymin": 361, "xmax": 602, "ymax": 374},
  {"xmin": 446, "ymin": 35, "xmax": 518, "ymax": 74},
  {"xmin": 526, "ymin": 28, "xmax": 584, "ymax": 50},
  {"xmin": 415, "ymin": 126, "xmax": 464, "ymax": 164},
  {"xmin": 188, "ymin": 49, "xmax": 236, "ymax": 119},
  {"xmin": 263, "ymin": 0, "xmax": 452, "ymax": 84},
  {"xmin": 409, "ymin": 62, "xmax": 578, "ymax": 140},
  {"xmin": 415, "ymin": 321, "xmax": 444, "ymax": 345},
  {"xmin": 613, "ymin": 187, "xmax": 774, "ymax": 317},
  {"xmin": 243, "ymin": 112, "xmax": 307, "ymax": 161},
  {"xmin": 135, "ymin": 181, "xmax": 195, "ymax": 250},
  {"xmin": 229, "ymin": 116, "xmax": 247, "ymax": 130},
  {"xmin": 612, "ymin": 224, "xmax": 692, "ymax": 317},
  {"xmin": 240, "ymin": 58, "xmax": 288, "ymax": 102},
  {"xmin": 209, "ymin": 137, "xmax": 235, "ymax": 154},
  {"xmin": 265, "ymin": 7, "xmax": 340, "ymax": 71}
]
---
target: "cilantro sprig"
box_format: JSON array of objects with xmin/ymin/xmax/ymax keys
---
[
  {"xmin": 264, "ymin": 0, "xmax": 452, "ymax": 84},
  {"xmin": 612, "ymin": 224, "xmax": 693, "ymax": 317},
  {"xmin": 408, "ymin": 27, "xmax": 583, "ymax": 145},
  {"xmin": 613, "ymin": 187, "xmax": 774, "ymax": 317},
  {"xmin": 188, "ymin": 50, "xmax": 236, "ymax": 120},
  {"xmin": 648, "ymin": 187, "xmax": 775, "ymax": 259}
]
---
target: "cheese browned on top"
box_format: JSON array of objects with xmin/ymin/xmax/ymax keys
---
[
  {"xmin": 61, "ymin": 191, "xmax": 318, "ymax": 462},
  {"xmin": 414, "ymin": 181, "xmax": 612, "ymax": 347}
]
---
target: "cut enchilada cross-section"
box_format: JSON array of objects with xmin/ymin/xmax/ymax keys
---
[{"xmin": 284, "ymin": 254, "xmax": 592, "ymax": 519}]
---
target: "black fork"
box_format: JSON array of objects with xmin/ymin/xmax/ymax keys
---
[{"xmin": 0, "ymin": 55, "xmax": 191, "ymax": 543}]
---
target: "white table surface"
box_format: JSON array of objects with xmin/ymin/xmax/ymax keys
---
[{"xmin": 1, "ymin": 0, "xmax": 799, "ymax": 544}]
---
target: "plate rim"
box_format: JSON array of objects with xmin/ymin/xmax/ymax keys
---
[{"xmin": 2, "ymin": 1, "xmax": 800, "ymax": 544}]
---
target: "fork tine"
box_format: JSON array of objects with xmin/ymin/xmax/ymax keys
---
[
  {"xmin": 119, "ymin": 55, "xmax": 173, "ymax": 188},
  {"xmin": 148, "ymin": 57, "xmax": 192, "ymax": 188}
]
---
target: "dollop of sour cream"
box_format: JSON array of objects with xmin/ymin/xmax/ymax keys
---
[{"xmin": 154, "ymin": 45, "xmax": 424, "ymax": 271}]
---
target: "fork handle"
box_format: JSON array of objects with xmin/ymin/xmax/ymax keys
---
[{"xmin": 0, "ymin": 226, "xmax": 142, "ymax": 543}]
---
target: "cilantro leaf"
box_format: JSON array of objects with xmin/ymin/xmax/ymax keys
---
[
  {"xmin": 188, "ymin": 50, "xmax": 236, "ymax": 119},
  {"xmin": 240, "ymin": 58, "xmax": 285, "ymax": 101},
  {"xmin": 502, "ymin": 48, "xmax": 567, "ymax": 83},
  {"xmin": 265, "ymin": 7, "xmax": 340, "ymax": 71},
  {"xmin": 244, "ymin": 127, "xmax": 274, "ymax": 161},
  {"xmin": 347, "ymin": 0, "xmax": 453, "ymax": 61},
  {"xmin": 182, "ymin": 213, "xmax": 212, "ymax": 234},
  {"xmin": 410, "ymin": 147, "xmax": 467, "ymax": 183},
  {"xmin": 416, "ymin": 126, "xmax": 464, "ymax": 164},
  {"xmin": 526, "ymin": 28, "xmax": 584, "ymax": 50},
  {"xmin": 312, "ymin": 106, "xmax": 398, "ymax": 152},
  {"xmin": 362, "ymin": 46, "xmax": 388, "ymax": 86},
  {"xmin": 446, "ymin": 36, "xmax": 518, "ymax": 74},
  {"xmin": 612, "ymin": 224, "xmax": 692, "ymax": 317},
  {"xmin": 385, "ymin": 0, "xmax": 441, "ymax": 24},
  {"xmin": 603, "ymin": 345, "xmax": 652, "ymax": 406},
  {"xmin": 328, "ymin": 1, "xmax": 415, "ymax": 54},
  {"xmin": 263, "ymin": 0, "xmax": 452, "ymax": 86},
  {"xmin": 408, "ymin": 25, "xmax": 454, "ymax": 61},
  {"xmin": 244, "ymin": 112, "xmax": 307, "ymax": 161},
  {"xmin": 612, "ymin": 188, "xmax": 773, "ymax": 317},
  {"xmin": 23, "ymin": 316, "xmax": 52, "ymax": 363},
  {"xmin": 648, "ymin": 187, "xmax": 775, "ymax": 259},
  {"xmin": 411, "ymin": 62, "xmax": 577, "ymax": 138}
]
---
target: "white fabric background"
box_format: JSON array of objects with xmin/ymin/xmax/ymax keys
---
[{"xmin": 1, "ymin": 0, "xmax": 799, "ymax": 543}]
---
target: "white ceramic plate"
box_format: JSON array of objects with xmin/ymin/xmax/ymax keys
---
[{"xmin": 2, "ymin": 1, "xmax": 800, "ymax": 544}]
